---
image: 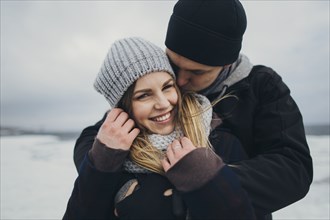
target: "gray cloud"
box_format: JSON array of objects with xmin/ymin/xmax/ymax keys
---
[
  {"xmin": 1, "ymin": 1, "xmax": 329, "ymax": 131},
  {"xmin": 241, "ymin": 1, "xmax": 329, "ymax": 125}
]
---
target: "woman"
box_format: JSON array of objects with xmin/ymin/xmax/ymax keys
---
[{"xmin": 63, "ymin": 37, "xmax": 255, "ymax": 220}]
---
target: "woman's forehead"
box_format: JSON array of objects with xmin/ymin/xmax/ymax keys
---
[{"xmin": 134, "ymin": 72, "xmax": 174, "ymax": 87}]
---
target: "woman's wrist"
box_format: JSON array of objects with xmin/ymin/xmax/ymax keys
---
[
  {"xmin": 165, "ymin": 147, "xmax": 225, "ymax": 192},
  {"xmin": 89, "ymin": 138, "xmax": 129, "ymax": 172}
]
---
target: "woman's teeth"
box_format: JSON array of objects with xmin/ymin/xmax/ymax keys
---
[{"xmin": 153, "ymin": 112, "xmax": 171, "ymax": 122}]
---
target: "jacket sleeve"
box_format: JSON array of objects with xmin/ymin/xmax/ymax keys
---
[
  {"xmin": 166, "ymin": 148, "xmax": 256, "ymax": 220},
  {"xmin": 184, "ymin": 166, "xmax": 256, "ymax": 220},
  {"xmin": 226, "ymin": 67, "xmax": 313, "ymax": 215},
  {"xmin": 74, "ymin": 113, "xmax": 107, "ymax": 172},
  {"xmin": 63, "ymin": 155, "xmax": 122, "ymax": 220}
]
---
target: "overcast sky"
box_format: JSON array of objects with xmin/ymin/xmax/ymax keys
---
[{"xmin": 1, "ymin": 1, "xmax": 329, "ymax": 132}]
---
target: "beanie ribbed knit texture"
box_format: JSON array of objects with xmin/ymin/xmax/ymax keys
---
[
  {"xmin": 94, "ymin": 37, "xmax": 175, "ymax": 108},
  {"xmin": 165, "ymin": 0, "xmax": 247, "ymax": 66}
]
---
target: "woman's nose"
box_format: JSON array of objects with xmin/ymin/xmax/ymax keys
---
[{"xmin": 154, "ymin": 94, "xmax": 170, "ymax": 109}]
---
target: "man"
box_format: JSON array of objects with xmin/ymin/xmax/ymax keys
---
[{"xmin": 73, "ymin": 0, "xmax": 313, "ymax": 219}]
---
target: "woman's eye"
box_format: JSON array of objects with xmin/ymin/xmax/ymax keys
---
[
  {"xmin": 136, "ymin": 94, "xmax": 149, "ymax": 100},
  {"xmin": 163, "ymin": 84, "xmax": 174, "ymax": 90}
]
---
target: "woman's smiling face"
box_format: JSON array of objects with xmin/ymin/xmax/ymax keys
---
[{"xmin": 132, "ymin": 71, "xmax": 178, "ymax": 135}]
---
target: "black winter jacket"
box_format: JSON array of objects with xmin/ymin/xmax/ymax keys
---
[
  {"xmin": 207, "ymin": 65, "xmax": 313, "ymax": 217},
  {"xmin": 64, "ymin": 127, "xmax": 256, "ymax": 220},
  {"xmin": 69, "ymin": 64, "xmax": 313, "ymax": 220}
]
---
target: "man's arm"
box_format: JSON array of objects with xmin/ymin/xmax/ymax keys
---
[
  {"xmin": 74, "ymin": 113, "xmax": 106, "ymax": 172},
  {"xmin": 63, "ymin": 151, "xmax": 127, "ymax": 219},
  {"xmin": 223, "ymin": 67, "xmax": 313, "ymax": 214}
]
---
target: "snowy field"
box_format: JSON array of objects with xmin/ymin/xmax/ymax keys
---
[{"xmin": 1, "ymin": 134, "xmax": 329, "ymax": 219}]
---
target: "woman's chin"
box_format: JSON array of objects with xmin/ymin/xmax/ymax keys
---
[{"xmin": 148, "ymin": 124, "xmax": 175, "ymax": 135}]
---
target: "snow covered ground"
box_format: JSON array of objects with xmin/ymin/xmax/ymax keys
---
[{"xmin": 1, "ymin": 134, "xmax": 329, "ymax": 219}]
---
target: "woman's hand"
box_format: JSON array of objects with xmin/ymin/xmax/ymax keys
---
[
  {"xmin": 96, "ymin": 108, "xmax": 140, "ymax": 151},
  {"xmin": 161, "ymin": 137, "xmax": 196, "ymax": 172}
]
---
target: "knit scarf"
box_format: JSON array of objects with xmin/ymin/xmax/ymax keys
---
[
  {"xmin": 123, "ymin": 94, "xmax": 212, "ymax": 174},
  {"xmin": 199, "ymin": 54, "xmax": 253, "ymax": 97}
]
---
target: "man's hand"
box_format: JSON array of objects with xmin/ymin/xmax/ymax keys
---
[
  {"xmin": 96, "ymin": 108, "xmax": 140, "ymax": 151},
  {"xmin": 161, "ymin": 137, "xmax": 196, "ymax": 172}
]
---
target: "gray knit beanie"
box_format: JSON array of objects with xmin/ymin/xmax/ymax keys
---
[{"xmin": 94, "ymin": 37, "xmax": 175, "ymax": 108}]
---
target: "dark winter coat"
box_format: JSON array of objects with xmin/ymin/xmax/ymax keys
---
[
  {"xmin": 67, "ymin": 62, "xmax": 313, "ymax": 220},
  {"xmin": 207, "ymin": 64, "xmax": 313, "ymax": 219},
  {"xmin": 63, "ymin": 127, "xmax": 256, "ymax": 220}
]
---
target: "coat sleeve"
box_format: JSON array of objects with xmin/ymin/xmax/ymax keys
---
[
  {"xmin": 166, "ymin": 147, "xmax": 256, "ymax": 220},
  {"xmin": 184, "ymin": 166, "xmax": 256, "ymax": 220},
  {"xmin": 74, "ymin": 113, "xmax": 106, "ymax": 172},
  {"xmin": 226, "ymin": 67, "xmax": 313, "ymax": 215},
  {"xmin": 63, "ymin": 155, "xmax": 122, "ymax": 220}
]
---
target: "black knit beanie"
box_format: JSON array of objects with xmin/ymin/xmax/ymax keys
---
[{"xmin": 165, "ymin": 0, "xmax": 247, "ymax": 66}]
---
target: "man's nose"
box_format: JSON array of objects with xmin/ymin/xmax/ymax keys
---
[{"xmin": 176, "ymin": 70, "xmax": 190, "ymax": 87}]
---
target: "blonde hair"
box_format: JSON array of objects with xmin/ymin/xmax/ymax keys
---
[{"xmin": 118, "ymin": 79, "xmax": 212, "ymax": 174}]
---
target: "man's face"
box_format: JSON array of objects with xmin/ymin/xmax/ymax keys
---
[{"xmin": 166, "ymin": 49, "xmax": 223, "ymax": 92}]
